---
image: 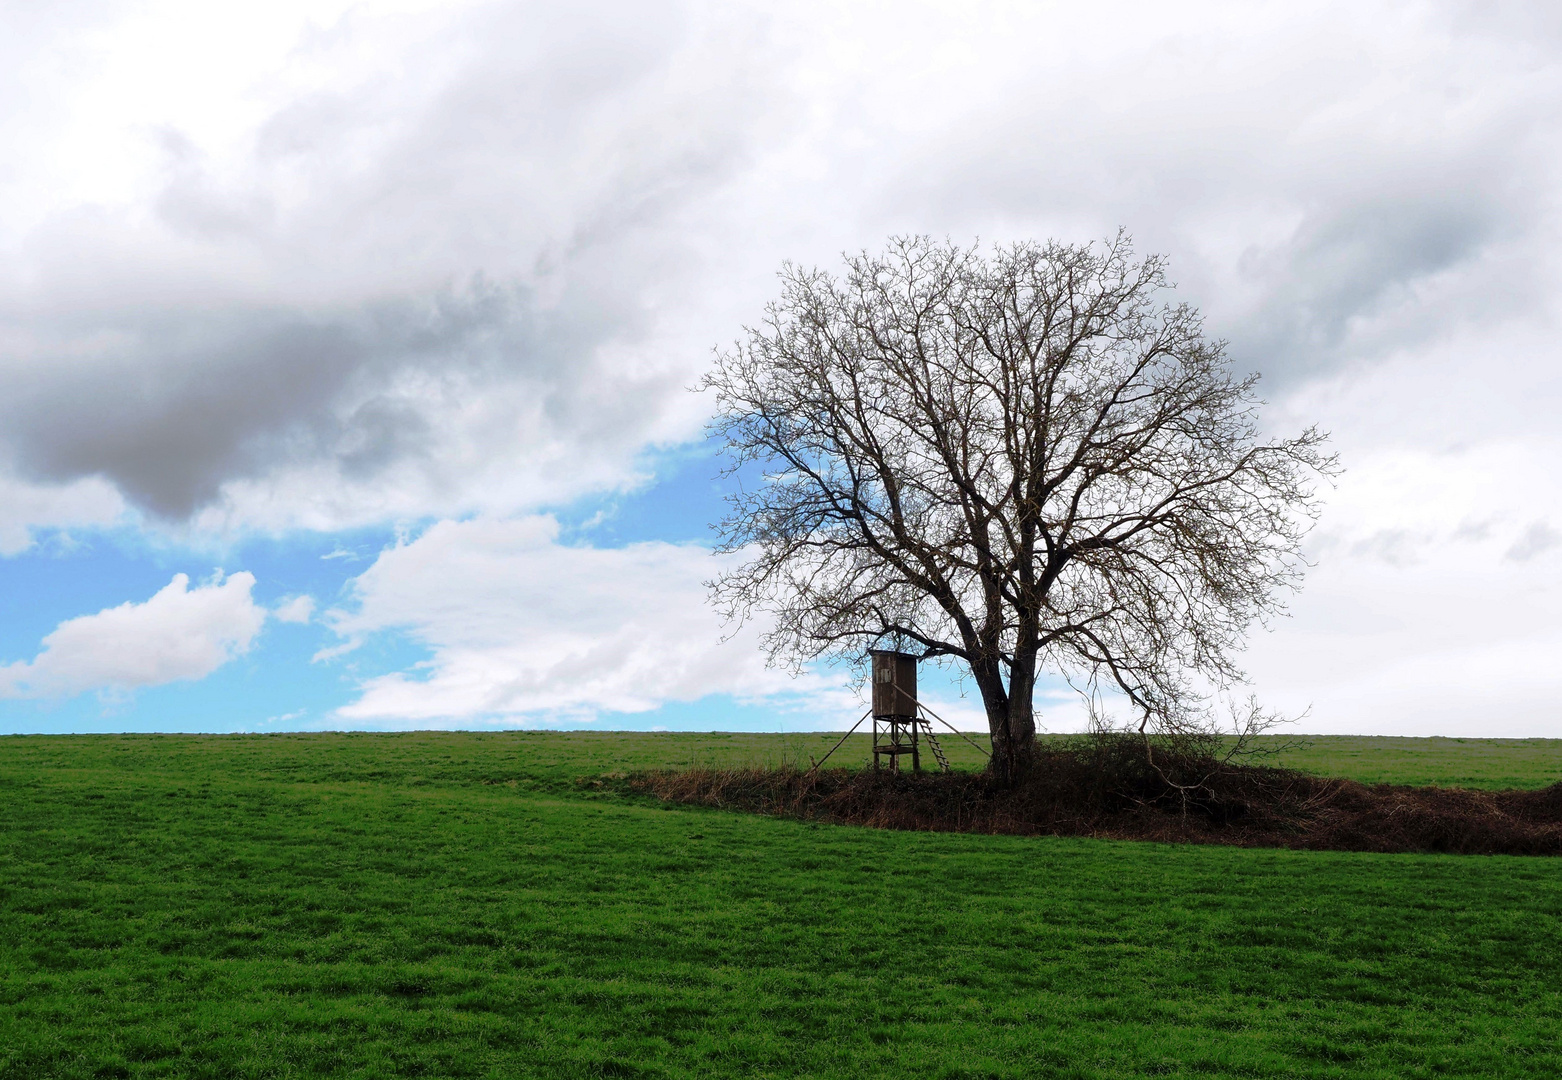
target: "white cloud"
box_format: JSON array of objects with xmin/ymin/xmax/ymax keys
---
[
  {"xmin": 1, "ymin": 1, "xmax": 1560, "ymax": 736},
  {"xmin": 1242, "ymin": 438, "xmax": 1562, "ymax": 736},
  {"xmin": 0, "ymin": 475, "xmax": 126, "ymax": 556},
  {"xmin": 272, "ymin": 594, "xmax": 315, "ymax": 623},
  {"xmin": 325, "ymin": 516, "xmax": 846, "ymax": 724},
  {"xmin": 0, "ymin": 571, "xmax": 267, "ymax": 698},
  {"xmin": 911, "ymin": 692, "xmax": 991, "ymax": 735},
  {"xmin": 0, "ymin": 0, "xmax": 1557, "ymax": 540}
]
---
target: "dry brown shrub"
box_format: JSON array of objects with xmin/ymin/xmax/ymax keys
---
[{"xmin": 624, "ymin": 753, "xmax": 1562, "ymax": 855}]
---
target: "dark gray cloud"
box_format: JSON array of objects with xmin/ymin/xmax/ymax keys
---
[
  {"xmin": 6, "ymin": 288, "xmax": 558, "ymax": 517},
  {"xmin": 1225, "ymin": 189, "xmax": 1514, "ymax": 382},
  {"xmin": 0, "ymin": 0, "xmax": 785, "ymax": 529},
  {"xmin": 0, "ymin": 0, "xmax": 1558, "ymax": 534},
  {"xmin": 1506, "ymin": 521, "xmax": 1562, "ymax": 563}
]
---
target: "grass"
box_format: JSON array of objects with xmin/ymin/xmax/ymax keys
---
[
  {"xmin": 1255, "ymin": 735, "xmax": 1562, "ymax": 790},
  {"xmin": 3, "ymin": 731, "xmax": 1561, "ymax": 1078}
]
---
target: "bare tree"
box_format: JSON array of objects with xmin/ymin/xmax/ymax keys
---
[{"xmin": 703, "ymin": 235, "xmax": 1334, "ymax": 784}]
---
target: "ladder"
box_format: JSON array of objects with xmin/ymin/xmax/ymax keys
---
[{"xmin": 923, "ymin": 725, "xmax": 951, "ymax": 773}]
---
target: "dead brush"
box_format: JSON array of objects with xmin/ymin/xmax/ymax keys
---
[{"xmin": 625, "ymin": 750, "xmax": 1562, "ymax": 855}]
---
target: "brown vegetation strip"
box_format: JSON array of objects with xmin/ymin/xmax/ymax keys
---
[{"xmin": 624, "ymin": 757, "xmax": 1562, "ymax": 855}]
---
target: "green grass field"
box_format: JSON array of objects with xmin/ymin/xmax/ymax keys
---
[{"xmin": 3, "ymin": 731, "xmax": 1561, "ymax": 1078}]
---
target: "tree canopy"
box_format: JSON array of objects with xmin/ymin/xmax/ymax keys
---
[{"xmin": 704, "ymin": 235, "xmax": 1334, "ymax": 781}]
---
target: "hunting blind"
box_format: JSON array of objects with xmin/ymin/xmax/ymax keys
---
[
  {"xmin": 871, "ymin": 650, "xmax": 918, "ymax": 719},
  {"xmin": 868, "ymin": 649, "xmax": 945, "ymax": 772},
  {"xmin": 808, "ymin": 651, "xmax": 991, "ymax": 774}
]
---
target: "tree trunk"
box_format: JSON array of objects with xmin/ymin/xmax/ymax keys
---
[
  {"xmin": 970, "ymin": 657, "xmax": 1017, "ymax": 785},
  {"xmin": 986, "ymin": 705, "xmax": 1014, "ymax": 785},
  {"xmin": 1007, "ymin": 650, "xmax": 1039, "ymax": 754},
  {"xmin": 972, "ymin": 652, "xmax": 1040, "ymax": 786}
]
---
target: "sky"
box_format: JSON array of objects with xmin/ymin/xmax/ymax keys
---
[{"xmin": 0, "ymin": 0, "xmax": 1558, "ymax": 737}]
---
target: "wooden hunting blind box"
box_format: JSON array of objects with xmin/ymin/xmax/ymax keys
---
[
  {"xmin": 868, "ymin": 649, "xmax": 946, "ymax": 773},
  {"xmin": 870, "ymin": 649, "xmax": 918, "ymax": 721}
]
